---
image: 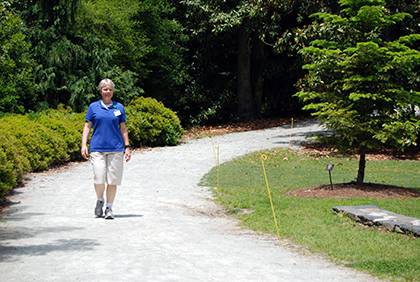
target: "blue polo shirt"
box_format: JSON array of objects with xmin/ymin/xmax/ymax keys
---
[{"xmin": 86, "ymin": 100, "xmax": 126, "ymax": 152}]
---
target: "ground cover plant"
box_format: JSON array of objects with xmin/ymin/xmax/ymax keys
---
[{"xmin": 202, "ymin": 148, "xmax": 420, "ymax": 281}]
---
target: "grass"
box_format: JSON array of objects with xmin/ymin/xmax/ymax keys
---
[{"xmin": 201, "ymin": 148, "xmax": 420, "ymax": 281}]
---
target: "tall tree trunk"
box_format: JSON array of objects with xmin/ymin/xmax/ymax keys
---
[
  {"xmin": 237, "ymin": 24, "xmax": 255, "ymax": 119},
  {"xmin": 356, "ymin": 145, "xmax": 366, "ymax": 185},
  {"xmin": 252, "ymin": 37, "xmax": 265, "ymax": 115}
]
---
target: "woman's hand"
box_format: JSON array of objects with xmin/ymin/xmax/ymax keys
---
[
  {"xmin": 81, "ymin": 145, "xmax": 89, "ymax": 160},
  {"xmin": 124, "ymin": 147, "xmax": 132, "ymax": 162},
  {"xmin": 81, "ymin": 122, "xmax": 92, "ymax": 160}
]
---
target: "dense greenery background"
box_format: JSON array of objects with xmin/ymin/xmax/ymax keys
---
[
  {"xmin": 2, "ymin": 0, "xmax": 416, "ymax": 125},
  {"xmin": 0, "ymin": 0, "xmax": 418, "ymax": 188}
]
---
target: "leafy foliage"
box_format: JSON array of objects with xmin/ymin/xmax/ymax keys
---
[
  {"xmin": 0, "ymin": 109, "xmax": 84, "ymax": 196},
  {"xmin": 296, "ymin": 0, "xmax": 420, "ymax": 183},
  {"xmin": 126, "ymin": 97, "xmax": 184, "ymax": 146},
  {"xmin": 179, "ymin": 0, "xmax": 341, "ymax": 122},
  {"xmin": 0, "ymin": 2, "xmax": 36, "ymax": 113}
]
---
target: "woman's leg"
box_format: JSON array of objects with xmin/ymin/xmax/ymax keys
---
[
  {"xmin": 106, "ymin": 185, "xmax": 117, "ymax": 204},
  {"xmin": 95, "ymin": 184, "xmax": 106, "ymax": 199},
  {"xmin": 105, "ymin": 152, "xmax": 124, "ymax": 206},
  {"xmin": 91, "ymin": 152, "xmax": 107, "ymax": 217},
  {"xmin": 104, "ymin": 153, "xmax": 123, "ymax": 219}
]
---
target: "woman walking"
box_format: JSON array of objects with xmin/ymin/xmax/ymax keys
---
[{"xmin": 81, "ymin": 79, "xmax": 131, "ymax": 219}]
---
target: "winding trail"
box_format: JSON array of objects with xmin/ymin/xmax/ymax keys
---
[{"xmin": 0, "ymin": 121, "xmax": 379, "ymax": 281}]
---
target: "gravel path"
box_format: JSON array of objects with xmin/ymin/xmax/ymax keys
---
[{"xmin": 0, "ymin": 121, "xmax": 379, "ymax": 281}]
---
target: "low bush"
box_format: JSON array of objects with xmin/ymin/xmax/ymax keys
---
[
  {"xmin": 0, "ymin": 133, "xmax": 31, "ymax": 197},
  {"xmin": 0, "ymin": 110, "xmax": 84, "ymax": 197},
  {"xmin": 0, "ymin": 115, "xmax": 68, "ymax": 171},
  {"xmin": 126, "ymin": 97, "xmax": 184, "ymax": 146},
  {"xmin": 34, "ymin": 107, "xmax": 85, "ymax": 161}
]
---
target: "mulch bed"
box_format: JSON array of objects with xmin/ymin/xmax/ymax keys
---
[
  {"xmin": 301, "ymin": 145, "xmax": 420, "ymax": 161},
  {"xmin": 289, "ymin": 183, "xmax": 420, "ymax": 199},
  {"xmin": 182, "ymin": 117, "xmax": 291, "ymax": 141}
]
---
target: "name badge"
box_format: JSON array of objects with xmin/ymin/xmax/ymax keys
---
[{"xmin": 114, "ymin": 110, "xmax": 121, "ymax": 117}]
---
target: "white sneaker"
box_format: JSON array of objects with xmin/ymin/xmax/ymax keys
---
[
  {"xmin": 95, "ymin": 200, "xmax": 104, "ymax": 217},
  {"xmin": 104, "ymin": 208, "xmax": 114, "ymax": 220}
]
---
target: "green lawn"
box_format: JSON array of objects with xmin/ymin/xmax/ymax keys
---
[{"xmin": 201, "ymin": 148, "xmax": 420, "ymax": 281}]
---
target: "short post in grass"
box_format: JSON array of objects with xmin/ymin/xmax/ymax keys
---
[
  {"xmin": 289, "ymin": 118, "xmax": 294, "ymax": 148},
  {"xmin": 260, "ymin": 154, "xmax": 281, "ymax": 239},
  {"xmin": 326, "ymin": 163, "xmax": 334, "ymax": 190}
]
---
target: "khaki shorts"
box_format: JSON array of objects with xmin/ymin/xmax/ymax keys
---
[{"xmin": 90, "ymin": 152, "xmax": 124, "ymax": 185}]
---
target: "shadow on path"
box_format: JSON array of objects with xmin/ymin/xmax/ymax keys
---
[
  {"xmin": 0, "ymin": 238, "xmax": 100, "ymax": 262},
  {"xmin": 271, "ymin": 130, "xmax": 327, "ymax": 141},
  {"xmin": 0, "ymin": 226, "xmax": 85, "ymax": 242},
  {"xmin": 114, "ymin": 214, "xmax": 144, "ymax": 218}
]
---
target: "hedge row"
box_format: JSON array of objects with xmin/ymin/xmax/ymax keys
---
[{"xmin": 0, "ymin": 97, "xmax": 183, "ymax": 198}]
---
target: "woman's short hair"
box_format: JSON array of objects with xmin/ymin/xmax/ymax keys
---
[{"xmin": 98, "ymin": 78, "xmax": 115, "ymax": 91}]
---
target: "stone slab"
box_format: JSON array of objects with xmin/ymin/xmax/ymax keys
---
[{"xmin": 333, "ymin": 205, "xmax": 420, "ymax": 237}]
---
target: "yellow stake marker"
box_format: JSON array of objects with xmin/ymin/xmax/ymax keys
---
[
  {"xmin": 260, "ymin": 154, "xmax": 281, "ymax": 239},
  {"xmin": 216, "ymin": 145, "xmax": 220, "ymax": 189},
  {"xmin": 212, "ymin": 143, "xmax": 220, "ymax": 189},
  {"xmin": 291, "ymin": 117, "xmax": 294, "ymax": 129}
]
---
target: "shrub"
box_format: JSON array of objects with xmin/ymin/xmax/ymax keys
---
[
  {"xmin": 34, "ymin": 107, "xmax": 85, "ymax": 161},
  {"xmin": 0, "ymin": 149, "xmax": 15, "ymax": 197},
  {"xmin": 126, "ymin": 97, "xmax": 183, "ymax": 146},
  {"xmin": 0, "ymin": 132, "xmax": 31, "ymax": 196},
  {"xmin": 0, "ymin": 115, "xmax": 70, "ymax": 171}
]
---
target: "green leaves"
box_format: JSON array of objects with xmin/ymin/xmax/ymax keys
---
[
  {"xmin": 126, "ymin": 97, "xmax": 184, "ymax": 146},
  {"xmin": 0, "ymin": 2, "xmax": 36, "ymax": 113},
  {"xmin": 296, "ymin": 0, "xmax": 419, "ymax": 158}
]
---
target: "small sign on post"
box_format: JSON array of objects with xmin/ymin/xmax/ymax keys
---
[{"xmin": 326, "ymin": 163, "xmax": 334, "ymax": 190}]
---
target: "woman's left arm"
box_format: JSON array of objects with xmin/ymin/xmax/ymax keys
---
[{"xmin": 120, "ymin": 122, "xmax": 131, "ymax": 162}]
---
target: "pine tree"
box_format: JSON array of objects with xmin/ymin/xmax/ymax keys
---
[{"xmin": 296, "ymin": 0, "xmax": 420, "ymax": 184}]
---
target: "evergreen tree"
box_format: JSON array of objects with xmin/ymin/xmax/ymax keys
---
[{"xmin": 296, "ymin": 0, "xmax": 420, "ymax": 184}]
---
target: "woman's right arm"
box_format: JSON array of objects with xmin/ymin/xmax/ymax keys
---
[{"xmin": 81, "ymin": 122, "xmax": 92, "ymax": 159}]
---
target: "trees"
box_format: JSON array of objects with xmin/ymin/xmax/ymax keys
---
[
  {"xmin": 181, "ymin": 0, "xmax": 273, "ymax": 119},
  {"xmin": 15, "ymin": 0, "xmax": 85, "ymax": 109},
  {"xmin": 296, "ymin": 0, "xmax": 420, "ymax": 184},
  {"xmin": 133, "ymin": 0, "xmax": 188, "ymax": 113},
  {"xmin": 7, "ymin": 0, "xmax": 187, "ymax": 114},
  {"xmin": 73, "ymin": 0, "xmax": 147, "ymax": 109},
  {"xmin": 0, "ymin": 1, "xmax": 36, "ymax": 113},
  {"xmin": 179, "ymin": 0, "xmax": 337, "ymax": 121},
  {"xmin": 3, "ymin": 0, "xmax": 418, "ymax": 133}
]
